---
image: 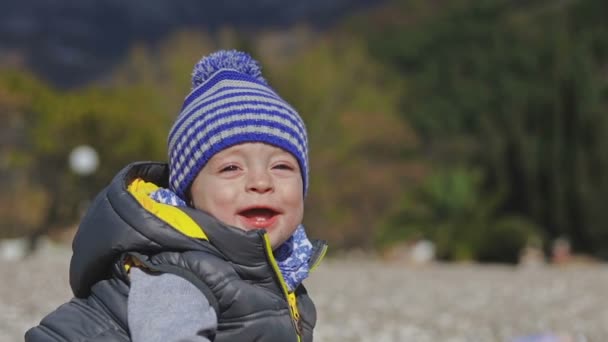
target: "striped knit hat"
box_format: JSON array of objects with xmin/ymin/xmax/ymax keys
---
[{"xmin": 168, "ymin": 50, "xmax": 309, "ymax": 200}]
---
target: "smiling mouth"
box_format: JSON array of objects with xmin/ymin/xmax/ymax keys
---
[{"xmin": 237, "ymin": 208, "xmax": 279, "ymax": 229}]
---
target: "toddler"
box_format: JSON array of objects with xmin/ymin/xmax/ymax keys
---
[{"xmin": 26, "ymin": 50, "xmax": 327, "ymax": 342}]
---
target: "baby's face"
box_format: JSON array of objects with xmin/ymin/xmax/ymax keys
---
[{"xmin": 190, "ymin": 142, "xmax": 304, "ymax": 249}]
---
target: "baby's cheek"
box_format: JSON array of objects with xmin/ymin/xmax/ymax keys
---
[
  {"xmin": 194, "ymin": 187, "xmax": 234, "ymax": 216},
  {"xmin": 213, "ymin": 191, "xmax": 239, "ymax": 209},
  {"xmin": 215, "ymin": 191, "xmax": 243, "ymax": 217}
]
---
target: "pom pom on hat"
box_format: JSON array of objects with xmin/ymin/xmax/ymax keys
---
[
  {"xmin": 190, "ymin": 50, "xmax": 267, "ymax": 89},
  {"xmin": 168, "ymin": 50, "xmax": 309, "ymax": 200}
]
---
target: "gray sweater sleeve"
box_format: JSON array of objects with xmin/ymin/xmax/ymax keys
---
[{"xmin": 128, "ymin": 267, "xmax": 217, "ymax": 342}]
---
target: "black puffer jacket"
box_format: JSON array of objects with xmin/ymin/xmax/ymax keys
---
[{"xmin": 25, "ymin": 162, "xmax": 327, "ymax": 342}]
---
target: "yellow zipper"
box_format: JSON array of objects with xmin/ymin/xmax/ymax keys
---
[
  {"xmin": 287, "ymin": 292, "xmax": 301, "ymax": 323},
  {"xmin": 262, "ymin": 234, "xmax": 302, "ymax": 342}
]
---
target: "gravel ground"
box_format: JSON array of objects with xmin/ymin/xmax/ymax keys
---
[{"xmin": 2, "ymin": 243, "xmax": 607, "ymax": 342}]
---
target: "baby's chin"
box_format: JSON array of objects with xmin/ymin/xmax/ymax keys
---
[{"xmin": 268, "ymin": 229, "xmax": 299, "ymax": 250}]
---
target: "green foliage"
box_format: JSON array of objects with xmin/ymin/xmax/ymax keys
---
[
  {"xmin": 0, "ymin": 31, "xmax": 216, "ymax": 236},
  {"xmin": 476, "ymin": 216, "xmax": 543, "ymax": 263},
  {"xmin": 2, "ymin": 1, "xmax": 608, "ymax": 263},
  {"xmin": 364, "ymin": 0, "xmax": 608, "ymax": 259},
  {"xmin": 377, "ymin": 167, "xmax": 542, "ymax": 262}
]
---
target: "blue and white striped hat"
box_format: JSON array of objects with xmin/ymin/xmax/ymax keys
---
[{"xmin": 168, "ymin": 50, "xmax": 309, "ymax": 200}]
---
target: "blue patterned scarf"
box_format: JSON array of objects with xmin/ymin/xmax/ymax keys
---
[{"xmin": 150, "ymin": 188, "xmax": 312, "ymax": 292}]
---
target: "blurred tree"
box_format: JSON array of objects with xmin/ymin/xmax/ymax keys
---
[
  {"xmin": 0, "ymin": 30, "xmax": 216, "ymax": 241},
  {"xmin": 0, "ymin": 70, "xmax": 51, "ymax": 238},
  {"xmin": 362, "ymin": 0, "xmax": 608, "ymax": 258},
  {"xmin": 5, "ymin": 0, "xmax": 608, "ymax": 262},
  {"xmin": 377, "ymin": 166, "xmax": 542, "ymax": 261},
  {"xmin": 0, "ymin": 69, "xmax": 172, "ymax": 242}
]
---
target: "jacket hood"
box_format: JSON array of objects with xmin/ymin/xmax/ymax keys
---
[{"xmin": 69, "ymin": 162, "xmax": 208, "ymax": 297}]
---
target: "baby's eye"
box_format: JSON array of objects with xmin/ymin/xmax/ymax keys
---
[
  {"xmin": 220, "ymin": 165, "xmax": 240, "ymax": 173},
  {"xmin": 273, "ymin": 163, "xmax": 294, "ymax": 171}
]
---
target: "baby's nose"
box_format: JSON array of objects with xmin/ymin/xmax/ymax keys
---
[{"xmin": 246, "ymin": 170, "xmax": 273, "ymax": 193}]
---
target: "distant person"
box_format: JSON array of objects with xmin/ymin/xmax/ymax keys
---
[{"xmin": 25, "ymin": 50, "xmax": 328, "ymax": 342}]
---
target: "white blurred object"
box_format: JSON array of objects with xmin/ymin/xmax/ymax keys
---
[
  {"xmin": 410, "ymin": 239, "xmax": 435, "ymax": 264},
  {"xmin": 69, "ymin": 145, "xmax": 99, "ymax": 176},
  {"xmin": 518, "ymin": 246, "xmax": 546, "ymax": 269},
  {"xmin": 0, "ymin": 237, "xmax": 29, "ymax": 261}
]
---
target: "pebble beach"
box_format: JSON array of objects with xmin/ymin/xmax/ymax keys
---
[{"xmin": 2, "ymin": 243, "xmax": 607, "ymax": 342}]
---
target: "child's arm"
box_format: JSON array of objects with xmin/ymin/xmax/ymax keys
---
[{"xmin": 128, "ymin": 267, "xmax": 217, "ymax": 342}]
